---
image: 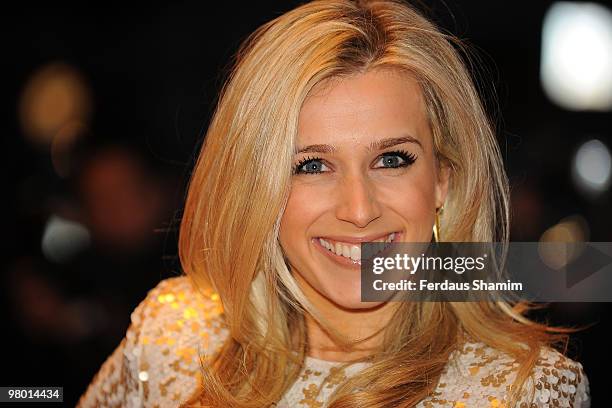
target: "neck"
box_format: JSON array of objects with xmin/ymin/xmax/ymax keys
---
[{"xmin": 293, "ymin": 272, "xmax": 398, "ymax": 362}]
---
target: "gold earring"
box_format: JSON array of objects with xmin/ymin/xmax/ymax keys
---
[{"xmin": 433, "ymin": 206, "xmax": 444, "ymax": 242}]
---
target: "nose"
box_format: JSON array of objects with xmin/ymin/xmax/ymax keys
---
[{"xmin": 334, "ymin": 172, "xmax": 382, "ymax": 228}]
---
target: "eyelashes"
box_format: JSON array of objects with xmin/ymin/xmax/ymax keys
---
[
  {"xmin": 293, "ymin": 155, "xmax": 326, "ymax": 174},
  {"xmin": 292, "ymin": 150, "xmax": 418, "ymax": 175},
  {"xmin": 379, "ymin": 150, "xmax": 417, "ymax": 168}
]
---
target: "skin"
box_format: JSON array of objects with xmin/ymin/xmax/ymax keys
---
[{"xmin": 278, "ymin": 67, "xmax": 450, "ymax": 361}]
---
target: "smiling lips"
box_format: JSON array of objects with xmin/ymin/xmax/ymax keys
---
[{"xmin": 316, "ymin": 232, "xmax": 397, "ymax": 263}]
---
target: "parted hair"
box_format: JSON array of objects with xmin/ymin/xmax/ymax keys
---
[{"xmin": 178, "ymin": 1, "xmax": 577, "ymax": 406}]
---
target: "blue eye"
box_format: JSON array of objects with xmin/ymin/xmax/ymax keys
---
[
  {"xmin": 292, "ymin": 150, "xmax": 417, "ymax": 175},
  {"xmin": 376, "ymin": 150, "xmax": 417, "ymax": 168},
  {"xmin": 293, "ymin": 157, "xmax": 329, "ymax": 174}
]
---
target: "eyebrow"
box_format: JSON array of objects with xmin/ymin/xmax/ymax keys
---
[{"xmin": 295, "ymin": 135, "xmax": 422, "ymax": 154}]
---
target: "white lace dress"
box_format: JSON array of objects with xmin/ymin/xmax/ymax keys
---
[{"xmin": 77, "ymin": 277, "xmax": 591, "ymax": 407}]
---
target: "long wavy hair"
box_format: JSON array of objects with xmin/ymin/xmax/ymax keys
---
[{"xmin": 178, "ymin": 0, "xmax": 578, "ymax": 406}]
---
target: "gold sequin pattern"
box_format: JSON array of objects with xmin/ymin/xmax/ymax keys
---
[
  {"xmin": 76, "ymin": 276, "xmax": 591, "ymax": 408},
  {"xmin": 77, "ymin": 276, "xmax": 227, "ymax": 407}
]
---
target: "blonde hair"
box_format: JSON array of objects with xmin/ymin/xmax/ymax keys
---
[{"xmin": 178, "ymin": 0, "xmax": 579, "ymax": 406}]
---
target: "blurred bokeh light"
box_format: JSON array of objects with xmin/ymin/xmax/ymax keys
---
[
  {"xmin": 41, "ymin": 214, "xmax": 91, "ymax": 264},
  {"xmin": 18, "ymin": 62, "xmax": 92, "ymax": 146},
  {"xmin": 539, "ymin": 214, "xmax": 590, "ymax": 269},
  {"xmin": 541, "ymin": 1, "xmax": 612, "ymax": 111},
  {"xmin": 572, "ymin": 138, "xmax": 612, "ymax": 196}
]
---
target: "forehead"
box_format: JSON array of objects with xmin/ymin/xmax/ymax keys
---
[{"xmin": 297, "ymin": 68, "xmax": 430, "ymax": 149}]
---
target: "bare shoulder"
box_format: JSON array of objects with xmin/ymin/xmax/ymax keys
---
[{"xmin": 431, "ymin": 341, "xmax": 590, "ymax": 407}]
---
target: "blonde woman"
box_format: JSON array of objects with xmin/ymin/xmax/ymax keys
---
[{"xmin": 78, "ymin": 0, "xmax": 591, "ymax": 406}]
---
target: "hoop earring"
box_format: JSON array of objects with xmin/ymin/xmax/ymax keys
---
[{"xmin": 433, "ymin": 206, "xmax": 444, "ymax": 242}]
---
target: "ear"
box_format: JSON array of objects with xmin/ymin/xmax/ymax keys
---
[{"xmin": 435, "ymin": 160, "xmax": 451, "ymax": 209}]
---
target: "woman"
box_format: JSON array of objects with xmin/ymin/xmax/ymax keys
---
[{"xmin": 78, "ymin": 0, "xmax": 591, "ymax": 406}]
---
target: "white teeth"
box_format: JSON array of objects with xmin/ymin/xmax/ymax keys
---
[
  {"xmin": 350, "ymin": 246, "xmax": 360, "ymax": 261},
  {"xmin": 319, "ymin": 238, "xmax": 329, "ymax": 250},
  {"xmin": 318, "ymin": 233, "xmax": 396, "ymax": 261},
  {"xmin": 335, "ymin": 242, "xmax": 343, "ymax": 255}
]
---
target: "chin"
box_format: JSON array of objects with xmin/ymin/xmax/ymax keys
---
[
  {"xmin": 323, "ymin": 286, "xmax": 387, "ymax": 310},
  {"xmin": 338, "ymin": 299, "xmax": 387, "ymax": 310}
]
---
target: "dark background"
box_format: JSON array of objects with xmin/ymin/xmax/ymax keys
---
[{"xmin": 3, "ymin": 1, "xmax": 610, "ymax": 405}]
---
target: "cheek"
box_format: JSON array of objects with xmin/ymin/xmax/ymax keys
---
[
  {"xmin": 390, "ymin": 181, "xmax": 434, "ymax": 213},
  {"xmin": 376, "ymin": 168, "xmax": 437, "ymax": 236},
  {"xmin": 279, "ymin": 182, "xmax": 328, "ymax": 251}
]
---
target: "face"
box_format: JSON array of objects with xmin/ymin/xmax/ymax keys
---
[{"xmin": 279, "ymin": 67, "xmax": 450, "ymax": 310}]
